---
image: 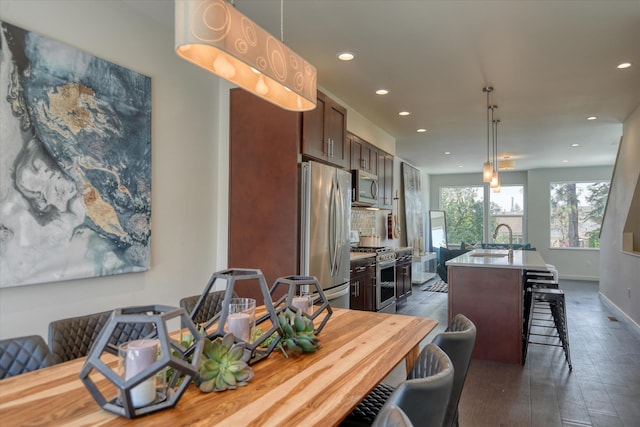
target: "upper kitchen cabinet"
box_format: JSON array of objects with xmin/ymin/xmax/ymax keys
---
[
  {"xmin": 302, "ymin": 91, "xmax": 348, "ymax": 169},
  {"xmin": 349, "ymin": 132, "xmax": 378, "ymax": 175},
  {"xmin": 378, "ymin": 151, "xmax": 394, "ymax": 210}
]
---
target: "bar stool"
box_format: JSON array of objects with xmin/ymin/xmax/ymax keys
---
[{"xmin": 523, "ymin": 287, "xmax": 572, "ymax": 371}]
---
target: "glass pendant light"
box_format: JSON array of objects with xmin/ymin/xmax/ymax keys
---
[{"xmin": 482, "ymin": 87, "xmax": 494, "ymax": 182}]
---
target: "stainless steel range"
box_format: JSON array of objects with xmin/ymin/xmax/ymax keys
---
[{"xmin": 350, "ymin": 246, "xmax": 396, "ymax": 313}]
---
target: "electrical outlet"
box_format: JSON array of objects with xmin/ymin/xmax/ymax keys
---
[{"xmin": 628, "ymin": 288, "xmax": 632, "ymax": 298}]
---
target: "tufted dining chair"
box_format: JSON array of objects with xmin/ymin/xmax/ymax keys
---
[
  {"xmin": 0, "ymin": 335, "xmax": 55, "ymax": 379},
  {"xmin": 431, "ymin": 314, "xmax": 477, "ymax": 427},
  {"xmin": 48, "ymin": 310, "xmax": 156, "ymax": 364},
  {"xmin": 341, "ymin": 343, "xmax": 454, "ymax": 427},
  {"xmin": 180, "ymin": 289, "xmax": 234, "ymax": 325}
]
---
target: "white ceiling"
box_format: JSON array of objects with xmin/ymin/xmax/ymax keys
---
[{"xmin": 134, "ymin": 0, "xmax": 640, "ymax": 175}]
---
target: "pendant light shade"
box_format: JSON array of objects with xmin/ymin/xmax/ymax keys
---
[
  {"xmin": 482, "ymin": 86, "xmax": 494, "ymax": 182},
  {"xmin": 175, "ymin": 0, "xmax": 317, "ymax": 112}
]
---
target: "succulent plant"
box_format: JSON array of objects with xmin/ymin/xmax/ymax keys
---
[
  {"xmin": 196, "ymin": 333, "xmax": 254, "ymax": 392},
  {"xmin": 278, "ymin": 309, "xmax": 319, "ymax": 356}
]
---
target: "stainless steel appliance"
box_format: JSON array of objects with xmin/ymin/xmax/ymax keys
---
[
  {"xmin": 350, "ymin": 246, "xmax": 397, "ymax": 313},
  {"xmin": 300, "ymin": 161, "xmax": 352, "ymax": 309},
  {"xmin": 351, "ymin": 169, "xmax": 378, "ymax": 207}
]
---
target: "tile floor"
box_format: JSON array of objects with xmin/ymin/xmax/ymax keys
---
[{"xmin": 392, "ymin": 279, "xmax": 640, "ymax": 427}]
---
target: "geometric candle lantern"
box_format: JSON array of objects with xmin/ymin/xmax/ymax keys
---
[
  {"xmin": 191, "ymin": 268, "xmax": 281, "ymax": 365},
  {"xmin": 269, "ymin": 275, "xmax": 332, "ymax": 335},
  {"xmin": 79, "ymin": 305, "xmax": 204, "ymax": 419}
]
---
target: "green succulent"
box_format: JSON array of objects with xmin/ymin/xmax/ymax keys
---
[
  {"xmin": 196, "ymin": 333, "xmax": 254, "ymax": 392},
  {"xmin": 278, "ymin": 309, "xmax": 319, "ymax": 357}
]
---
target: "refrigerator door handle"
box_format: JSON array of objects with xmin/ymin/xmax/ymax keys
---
[
  {"xmin": 328, "ymin": 176, "xmax": 337, "ymax": 276},
  {"xmin": 334, "ymin": 178, "xmax": 344, "ymax": 276}
]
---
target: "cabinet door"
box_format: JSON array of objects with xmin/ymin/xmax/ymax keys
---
[
  {"xmin": 402, "ymin": 261, "xmax": 412, "ymax": 296},
  {"xmin": 363, "ymin": 264, "xmax": 377, "ymax": 311},
  {"xmin": 301, "ymin": 94, "xmax": 327, "ymax": 161},
  {"xmin": 325, "ymin": 96, "xmax": 348, "ymax": 169},
  {"xmin": 349, "ymin": 134, "xmax": 362, "ymax": 170},
  {"xmin": 302, "ymin": 91, "xmax": 347, "ymax": 169},
  {"xmin": 350, "ymin": 261, "xmax": 368, "ymax": 311},
  {"xmin": 378, "ymin": 152, "xmax": 393, "ymax": 209},
  {"xmin": 362, "ymin": 142, "xmax": 377, "ymax": 175}
]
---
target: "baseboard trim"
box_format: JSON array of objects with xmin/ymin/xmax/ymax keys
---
[
  {"xmin": 560, "ymin": 274, "xmax": 599, "ymax": 281},
  {"xmin": 599, "ymin": 291, "xmax": 640, "ymax": 337}
]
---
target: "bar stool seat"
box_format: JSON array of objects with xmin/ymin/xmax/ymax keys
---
[{"xmin": 523, "ymin": 287, "xmax": 572, "ymax": 371}]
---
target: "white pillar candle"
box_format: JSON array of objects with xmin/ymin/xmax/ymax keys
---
[
  {"xmin": 228, "ymin": 312, "xmax": 251, "ymax": 341},
  {"xmin": 292, "ymin": 296, "xmax": 312, "ymax": 314},
  {"xmin": 124, "ymin": 339, "xmax": 158, "ymax": 408}
]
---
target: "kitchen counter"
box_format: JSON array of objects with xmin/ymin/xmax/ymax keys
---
[
  {"xmin": 446, "ymin": 248, "xmax": 548, "ymax": 364},
  {"xmin": 350, "ymin": 252, "xmax": 376, "ymax": 261},
  {"xmin": 445, "ymin": 248, "xmax": 547, "ymax": 270}
]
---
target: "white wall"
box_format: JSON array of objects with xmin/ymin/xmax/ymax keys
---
[
  {"xmin": 528, "ymin": 165, "xmax": 613, "ymax": 280},
  {"xmin": 429, "ymin": 167, "xmax": 613, "ymax": 280},
  {"xmin": 0, "ymin": 0, "xmax": 226, "ymax": 339},
  {"xmin": 600, "ymin": 105, "xmax": 640, "ymax": 327}
]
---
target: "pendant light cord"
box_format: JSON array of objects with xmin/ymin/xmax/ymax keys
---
[{"xmin": 281, "ymin": 0, "xmax": 284, "ymax": 42}]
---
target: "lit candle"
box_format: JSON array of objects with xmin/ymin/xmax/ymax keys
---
[
  {"xmin": 292, "ymin": 296, "xmax": 311, "ymax": 314},
  {"xmin": 228, "ymin": 312, "xmax": 251, "ymax": 341},
  {"xmin": 124, "ymin": 339, "xmax": 158, "ymax": 408}
]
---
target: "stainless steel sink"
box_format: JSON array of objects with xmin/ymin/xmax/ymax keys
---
[{"xmin": 470, "ymin": 252, "xmax": 508, "ymax": 258}]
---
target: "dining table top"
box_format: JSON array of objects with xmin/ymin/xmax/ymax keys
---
[{"xmin": 0, "ymin": 308, "xmax": 437, "ymax": 426}]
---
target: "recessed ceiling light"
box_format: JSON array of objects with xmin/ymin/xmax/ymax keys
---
[
  {"xmin": 617, "ymin": 62, "xmax": 632, "ymax": 69},
  {"xmin": 458, "ymin": 165, "xmax": 464, "ymax": 168},
  {"xmin": 417, "ymin": 128, "xmax": 427, "ymax": 133},
  {"xmin": 375, "ymin": 89, "xmax": 389, "ymax": 95},
  {"xmin": 562, "ymin": 160, "xmax": 569, "ymax": 163},
  {"xmin": 587, "ymin": 116, "xmax": 597, "ymax": 120},
  {"xmin": 398, "ymin": 111, "xmax": 410, "ymax": 116},
  {"xmin": 337, "ymin": 52, "xmax": 355, "ymax": 61},
  {"xmin": 571, "ymin": 143, "xmax": 580, "ymax": 147},
  {"xmin": 444, "ymin": 151, "xmax": 451, "ymax": 155}
]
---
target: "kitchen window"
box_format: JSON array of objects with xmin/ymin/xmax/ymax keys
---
[
  {"xmin": 489, "ymin": 185, "xmax": 525, "ymax": 244},
  {"xmin": 440, "ymin": 186, "xmax": 484, "ymax": 247},
  {"xmin": 549, "ymin": 181, "xmax": 610, "ymax": 248}
]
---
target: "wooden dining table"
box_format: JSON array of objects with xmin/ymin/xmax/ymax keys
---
[{"xmin": 0, "ymin": 308, "xmax": 437, "ymax": 426}]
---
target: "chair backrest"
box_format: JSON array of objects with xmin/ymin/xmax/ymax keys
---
[
  {"xmin": 48, "ymin": 310, "xmax": 156, "ymax": 364},
  {"xmin": 0, "ymin": 335, "xmax": 54, "ymax": 379},
  {"xmin": 431, "ymin": 313, "xmax": 477, "ymax": 427},
  {"xmin": 372, "ymin": 404, "xmax": 414, "ymax": 427},
  {"xmin": 385, "ymin": 343, "xmax": 454, "ymax": 427},
  {"xmin": 180, "ymin": 290, "xmax": 229, "ymax": 325}
]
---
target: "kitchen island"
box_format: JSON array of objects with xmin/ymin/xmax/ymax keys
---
[{"xmin": 446, "ymin": 248, "xmax": 547, "ymax": 364}]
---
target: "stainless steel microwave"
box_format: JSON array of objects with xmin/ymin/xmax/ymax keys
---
[{"xmin": 352, "ymin": 169, "xmax": 378, "ymax": 206}]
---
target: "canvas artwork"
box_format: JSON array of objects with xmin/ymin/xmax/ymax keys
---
[
  {"xmin": 402, "ymin": 162, "xmax": 424, "ymax": 252},
  {"xmin": 0, "ymin": 21, "xmax": 152, "ymax": 288}
]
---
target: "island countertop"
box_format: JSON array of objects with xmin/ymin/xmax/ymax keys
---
[{"xmin": 446, "ymin": 248, "xmax": 547, "ymax": 270}]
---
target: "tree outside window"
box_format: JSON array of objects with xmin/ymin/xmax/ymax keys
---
[
  {"xmin": 550, "ymin": 181, "xmax": 610, "ymax": 248},
  {"xmin": 441, "ymin": 186, "xmax": 483, "ymax": 246}
]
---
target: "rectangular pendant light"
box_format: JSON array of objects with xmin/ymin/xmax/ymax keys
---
[{"xmin": 175, "ymin": 0, "xmax": 317, "ymax": 112}]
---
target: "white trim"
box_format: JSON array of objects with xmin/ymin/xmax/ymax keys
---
[{"xmin": 599, "ymin": 291, "xmax": 640, "ymax": 337}]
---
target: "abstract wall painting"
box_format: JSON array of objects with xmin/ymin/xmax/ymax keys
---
[
  {"xmin": 402, "ymin": 162, "xmax": 424, "ymax": 252},
  {"xmin": 0, "ymin": 21, "xmax": 152, "ymax": 288}
]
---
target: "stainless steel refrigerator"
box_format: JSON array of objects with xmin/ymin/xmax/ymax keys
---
[{"xmin": 300, "ymin": 161, "xmax": 352, "ymax": 309}]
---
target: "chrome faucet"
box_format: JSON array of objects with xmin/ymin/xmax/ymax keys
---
[{"xmin": 492, "ymin": 223, "xmax": 514, "ymax": 261}]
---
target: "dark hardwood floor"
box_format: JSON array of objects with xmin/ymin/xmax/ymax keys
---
[{"xmin": 394, "ymin": 278, "xmax": 640, "ymax": 427}]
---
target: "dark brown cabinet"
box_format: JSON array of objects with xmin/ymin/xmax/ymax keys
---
[
  {"xmin": 378, "ymin": 151, "xmax": 394, "ymax": 209},
  {"xmin": 228, "ymin": 88, "xmax": 300, "ymax": 303},
  {"xmin": 349, "ymin": 132, "xmax": 377, "ymax": 175},
  {"xmin": 302, "ymin": 91, "xmax": 348, "ymax": 169},
  {"xmin": 395, "ymin": 251, "xmax": 413, "ymax": 306},
  {"xmin": 350, "ymin": 257, "xmax": 376, "ymax": 311}
]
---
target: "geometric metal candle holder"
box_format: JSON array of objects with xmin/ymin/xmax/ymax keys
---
[
  {"xmin": 78, "ymin": 305, "xmax": 204, "ymax": 419},
  {"xmin": 191, "ymin": 268, "xmax": 281, "ymax": 365},
  {"xmin": 269, "ymin": 275, "xmax": 332, "ymax": 334}
]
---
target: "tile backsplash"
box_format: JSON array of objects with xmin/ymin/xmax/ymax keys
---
[{"xmin": 351, "ymin": 209, "xmax": 377, "ymax": 236}]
